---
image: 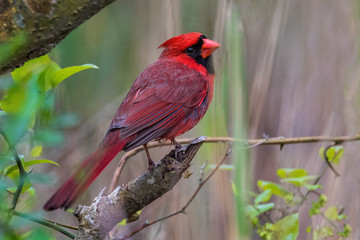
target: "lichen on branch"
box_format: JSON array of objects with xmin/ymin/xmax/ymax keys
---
[{"xmin": 0, "ymin": 0, "xmax": 116, "ymax": 74}]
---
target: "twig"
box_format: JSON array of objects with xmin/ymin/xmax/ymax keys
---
[
  {"xmin": 319, "ymin": 212, "xmax": 338, "ymax": 229},
  {"xmin": 296, "ymin": 167, "xmax": 327, "ymax": 210},
  {"xmin": 199, "ymin": 160, "xmax": 208, "ymax": 183},
  {"xmin": 108, "ymin": 134, "xmax": 360, "ymax": 193},
  {"xmin": 247, "ymin": 201, "xmax": 274, "ymax": 224},
  {"xmin": 300, "ymin": 144, "xmax": 343, "ymax": 206},
  {"xmin": 0, "ymin": 129, "xmax": 28, "ymax": 210},
  {"xmin": 323, "ymin": 145, "xmax": 340, "ymax": 177},
  {"xmin": 11, "ymin": 210, "xmax": 76, "ymax": 239},
  {"xmin": 116, "ymin": 149, "xmax": 231, "ymax": 240},
  {"xmin": 291, "ymin": 152, "xmax": 332, "ymax": 215},
  {"xmin": 44, "ymin": 219, "xmax": 79, "ymax": 231}
]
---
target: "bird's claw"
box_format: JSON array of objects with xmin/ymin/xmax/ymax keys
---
[{"xmin": 174, "ymin": 144, "xmax": 189, "ymax": 159}]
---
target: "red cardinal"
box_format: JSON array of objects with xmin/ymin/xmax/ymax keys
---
[{"xmin": 44, "ymin": 32, "xmax": 220, "ymax": 211}]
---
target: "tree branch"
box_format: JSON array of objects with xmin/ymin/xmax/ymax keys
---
[
  {"xmin": 74, "ymin": 137, "xmax": 205, "ymax": 240},
  {"xmin": 0, "ymin": 0, "xmax": 117, "ymax": 74},
  {"xmin": 108, "ymin": 134, "xmax": 360, "ymax": 193},
  {"xmin": 116, "ymin": 149, "xmax": 231, "ymax": 239},
  {"xmin": 73, "ymin": 134, "xmax": 360, "ymax": 239}
]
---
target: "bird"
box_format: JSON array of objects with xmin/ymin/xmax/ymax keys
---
[{"xmin": 43, "ymin": 32, "xmax": 220, "ymax": 211}]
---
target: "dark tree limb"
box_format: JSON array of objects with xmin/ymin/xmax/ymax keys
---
[
  {"xmin": 0, "ymin": 0, "xmax": 116, "ymax": 74},
  {"xmin": 74, "ymin": 137, "xmax": 205, "ymax": 240}
]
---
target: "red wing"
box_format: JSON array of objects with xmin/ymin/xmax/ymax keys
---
[{"xmin": 108, "ymin": 59, "xmax": 208, "ymax": 150}]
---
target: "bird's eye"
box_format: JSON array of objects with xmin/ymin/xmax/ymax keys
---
[{"xmin": 185, "ymin": 47, "xmax": 196, "ymax": 54}]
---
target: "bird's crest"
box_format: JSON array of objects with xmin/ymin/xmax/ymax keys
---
[{"xmin": 158, "ymin": 32, "xmax": 204, "ymax": 50}]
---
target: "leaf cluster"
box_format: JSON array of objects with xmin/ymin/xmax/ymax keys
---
[
  {"xmin": 0, "ymin": 55, "xmax": 97, "ymax": 239},
  {"xmin": 245, "ymin": 146, "xmax": 351, "ymax": 240}
]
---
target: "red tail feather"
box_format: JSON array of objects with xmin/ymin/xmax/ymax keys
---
[{"xmin": 43, "ymin": 130, "xmax": 126, "ymax": 211}]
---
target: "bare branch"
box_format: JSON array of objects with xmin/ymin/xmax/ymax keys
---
[
  {"xmin": 116, "ymin": 149, "xmax": 231, "ymax": 240},
  {"xmin": 108, "ymin": 134, "xmax": 360, "ymax": 193},
  {"xmin": 74, "ymin": 137, "xmax": 205, "ymax": 240}
]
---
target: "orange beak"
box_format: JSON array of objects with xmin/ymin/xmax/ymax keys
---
[{"xmin": 201, "ymin": 39, "xmax": 220, "ymax": 58}]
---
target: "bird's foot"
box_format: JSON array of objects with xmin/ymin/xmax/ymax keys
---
[
  {"xmin": 173, "ymin": 139, "xmax": 187, "ymax": 159},
  {"xmin": 173, "ymin": 139, "xmax": 182, "ymax": 150}
]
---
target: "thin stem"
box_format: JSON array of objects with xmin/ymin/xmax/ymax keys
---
[
  {"xmin": 323, "ymin": 145, "xmax": 340, "ymax": 176},
  {"xmin": 116, "ymin": 149, "xmax": 231, "ymax": 240},
  {"xmin": 108, "ymin": 134, "xmax": 360, "ymax": 193},
  {"xmin": 0, "ymin": 129, "xmax": 27, "ymax": 210},
  {"xmin": 11, "ymin": 210, "xmax": 76, "ymax": 239},
  {"xmin": 44, "ymin": 219, "xmax": 79, "ymax": 231},
  {"xmin": 300, "ymin": 167, "xmax": 327, "ymax": 207},
  {"xmin": 248, "ymin": 201, "xmax": 274, "ymax": 224},
  {"xmin": 319, "ymin": 212, "xmax": 338, "ymax": 229}
]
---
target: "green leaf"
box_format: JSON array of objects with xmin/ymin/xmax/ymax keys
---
[
  {"xmin": 1, "ymin": 73, "xmax": 44, "ymax": 145},
  {"xmin": 257, "ymin": 180, "xmax": 293, "ymax": 202},
  {"xmin": 321, "ymin": 146, "xmax": 344, "ymax": 164},
  {"xmin": 6, "ymin": 159, "xmax": 59, "ymax": 176},
  {"xmin": 338, "ymin": 224, "xmax": 352, "ymax": 237},
  {"xmin": 254, "ymin": 189, "xmax": 272, "ymax": 204},
  {"xmin": 254, "ymin": 203, "xmax": 274, "ymax": 214},
  {"xmin": 325, "ymin": 206, "xmax": 338, "ymax": 220},
  {"xmin": 6, "ymin": 175, "xmax": 32, "ymax": 193},
  {"xmin": 309, "ymin": 195, "xmax": 327, "ymax": 217},
  {"xmin": 20, "ymin": 230, "xmax": 33, "ymax": 239},
  {"xmin": 328, "ymin": 146, "xmax": 343, "ymax": 164},
  {"xmin": 258, "ymin": 223, "xmax": 274, "ymax": 239},
  {"xmin": 318, "ymin": 194, "xmax": 327, "ymax": 206},
  {"xmin": 26, "ymin": 187, "xmax": 36, "ymax": 197},
  {"xmin": 30, "ymin": 145, "xmax": 43, "ymax": 158},
  {"xmin": 302, "ymin": 182, "xmax": 322, "ymax": 190},
  {"xmin": 280, "ymin": 175, "xmax": 319, "ymax": 188},
  {"xmin": 337, "ymin": 214, "xmax": 348, "ymax": 220},
  {"xmin": 277, "ymin": 168, "xmax": 308, "ymax": 179},
  {"xmin": 51, "ymin": 64, "xmax": 98, "ymax": 88},
  {"xmin": 318, "ymin": 147, "xmax": 326, "ymax": 160},
  {"xmin": 11, "ymin": 55, "xmax": 60, "ymax": 87},
  {"xmin": 314, "ymin": 226, "xmax": 333, "ymax": 239},
  {"xmin": 270, "ymin": 213, "xmax": 299, "ymax": 240},
  {"xmin": 245, "ymin": 202, "xmax": 274, "ymax": 219},
  {"xmin": 306, "ymin": 226, "xmax": 311, "ymax": 233},
  {"xmin": 0, "ymin": 82, "xmax": 27, "ymax": 114},
  {"xmin": 39, "ymin": 60, "xmax": 61, "ymax": 92},
  {"xmin": 326, "ymin": 147, "xmax": 335, "ymax": 161}
]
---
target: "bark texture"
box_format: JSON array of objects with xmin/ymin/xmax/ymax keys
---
[
  {"xmin": 0, "ymin": 0, "xmax": 116, "ymax": 74},
  {"xmin": 74, "ymin": 137, "xmax": 204, "ymax": 240}
]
